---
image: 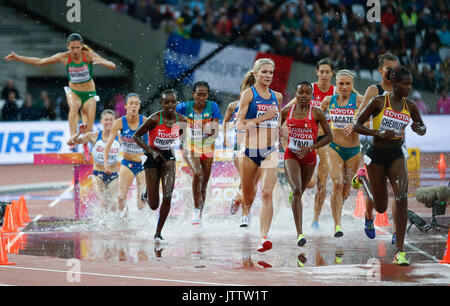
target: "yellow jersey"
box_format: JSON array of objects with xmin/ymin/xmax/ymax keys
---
[{"xmin": 371, "ymin": 94, "xmax": 410, "ymax": 140}]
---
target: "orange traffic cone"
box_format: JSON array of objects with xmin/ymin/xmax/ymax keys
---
[
  {"xmin": 1, "ymin": 205, "xmax": 17, "ymax": 233},
  {"xmin": 436, "ymin": 153, "xmax": 447, "ymax": 180},
  {"xmin": 0, "ymin": 232, "xmax": 15, "ymax": 265},
  {"xmin": 439, "ymin": 226, "xmax": 450, "ymax": 264},
  {"xmin": 18, "ymin": 196, "xmax": 31, "ymax": 224},
  {"xmin": 374, "ymin": 211, "xmax": 392, "ymax": 227},
  {"xmin": 353, "ymin": 190, "xmax": 366, "ymax": 218},
  {"xmin": 11, "ymin": 200, "xmax": 24, "ymax": 228}
]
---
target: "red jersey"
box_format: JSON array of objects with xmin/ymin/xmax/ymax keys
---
[
  {"xmin": 311, "ymin": 82, "xmax": 336, "ymax": 108},
  {"xmin": 148, "ymin": 112, "xmax": 181, "ymax": 151},
  {"xmin": 285, "ymin": 104, "xmax": 318, "ymax": 152}
]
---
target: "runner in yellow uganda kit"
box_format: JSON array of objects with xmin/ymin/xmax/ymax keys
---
[{"xmin": 352, "ymin": 65, "xmax": 426, "ymax": 266}]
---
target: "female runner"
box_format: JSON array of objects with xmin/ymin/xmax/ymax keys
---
[
  {"xmin": 176, "ymin": 81, "xmax": 221, "ymax": 226},
  {"xmin": 321, "ymin": 70, "xmax": 363, "ymax": 238},
  {"xmin": 353, "ymin": 66, "xmax": 426, "ymax": 266},
  {"xmin": 284, "ymin": 58, "xmax": 336, "ymax": 230},
  {"xmin": 133, "ymin": 89, "xmax": 187, "ymax": 243},
  {"xmin": 236, "ymin": 58, "xmax": 282, "ymax": 252},
  {"xmin": 67, "ymin": 110, "xmax": 120, "ymax": 212},
  {"xmin": 281, "ymin": 81, "xmax": 331, "ymax": 247},
  {"xmin": 4, "ymin": 33, "xmax": 116, "ymax": 145},
  {"xmin": 104, "ymin": 93, "xmax": 147, "ymax": 216},
  {"xmin": 357, "ymin": 52, "xmax": 399, "ymax": 244}
]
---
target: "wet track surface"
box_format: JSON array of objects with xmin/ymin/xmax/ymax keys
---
[
  {"xmin": 1, "ymin": 162, "xmax": 449, "ymax": 286},
  {"xmin": 3, "ymin": 202, "xmax": 450, "ymax": 286}
]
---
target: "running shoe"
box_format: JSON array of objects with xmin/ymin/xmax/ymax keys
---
[
  {"xmin": 230, "ymin": 198, "xmax": 241, "ymax": 215},
  {"xmin": 257, "ymin": 236, "xmax": 273, "ymax": 252},
  {"xmin": 154, "ymin": 233, "xmax": 167, "ymax": 244},
  {"xmin": 257, "ymin": 261, "xmax": 272, "ymax": 268},
  {"xmin": 191, "ymin": 208, "xmax": 201, "ymax": 225},
  {"xmin": 240, "ymin": 215, "xmax": 250, "ymax": 228},
  {"xmin": 352, "ymin": 168, "xmax": 367, "ymax": 189},
  {"xmin": 311, "ymin": 221, "xmax": 320, "ymax": 231},
  {"xmin": 365, "ymin": 218, "xmax": 376, "ymax": 239},
  {"xmin": 297, "ymin": 233, "xmax": 306, "ymax": 247},
  {"xmin": 334, "ymin": 225, "xmax": 344, "ymax": 238},
  {"xmin": 83, "ymin": 143, "xmax": 91, "ymax": 162},
  {"xmin": 393, "ymin": 252, "xmax": 410, "ymax": 266},
  {"xmin": 391, "ymin": 233, "xmax": 397, "ymax": 245}
]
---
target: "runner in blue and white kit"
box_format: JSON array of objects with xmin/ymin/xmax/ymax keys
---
[
  {"xmin": 68, "ymin": 109, "xmax": 121, "ymax": 213},
  {"xmin": 104, "ymin": 93, "xmax": 148, "ymax": 216},
  {"xmin": 236, "ymin": 58, "xmax": 282, "ymax": 252}
]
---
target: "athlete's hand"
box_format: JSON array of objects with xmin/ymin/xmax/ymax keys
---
[
  {"xmin": 343, "ymin": 123, "xmax": 354, "ymax": 136},
  {"xmin": 78, "ymin": 123, "xmax": 88, "ymax": 134},
  {"xmin": 104, "ymin": 165, "xmax": 112, "ymax": 175},
  {"xmin": 151, "ymin": 150, "xmax": 164, "ymax": 162},
  {"xmin": 411, "ymin": 121, "xmax": 426, "ymax": 135},
  {"xmin": 262, "ymin": 108, "xmax": 278, "ymax": 121},
  {"xmin": 4, "ymin": 52, "xmax": 20, "ymax": 61},
  {"xmin": 203, "ymin": 122, "xmax": 215, "ymax": 136},
  {"xmin": 377, "ymin": 129, "xmax": 396, "ymax": 139},
  {"xmin": 296, "ymin": 147, "xmax": 311, "ymax": 160}
]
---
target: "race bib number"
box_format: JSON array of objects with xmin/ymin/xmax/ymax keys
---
[
  {"xmin": 68, "ymin": 65, "xmax": 91, "ymax": 83},
  {"xmin": 380, "ymin": 109, "xmax": 410, "ymax": 138},
  {"xmin": 330, "ymin": 108, "xmax": 355, "ymax": 129},
  {"xmin": 287, "ymin": 126, "xmax": 314, "ymax": 152}
]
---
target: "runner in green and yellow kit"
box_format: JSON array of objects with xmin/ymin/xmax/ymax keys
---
[{"xmin": 5, "ymin": 33, "xmax": 116, "ymax": 154}]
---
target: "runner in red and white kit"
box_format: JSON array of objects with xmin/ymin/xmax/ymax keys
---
[
  {"xmin": 133, "ymin": 89, "xmax": 187, "ymax": 244},
  {"xmin": 281, "ymin": 81, "xmax": 332, "ymax": 247},
  {"xmin": 284, "ymin": 58, "xmax": 335, "ymax": 230}
]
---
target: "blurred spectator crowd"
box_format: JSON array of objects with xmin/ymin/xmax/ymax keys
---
[
  {"xmin": 102, "ymin": 0, "xmax": 449, "ymax": 94},
  {"xmin": 2, "ymin": 0, "xmax": 449, "ymax": 121}
]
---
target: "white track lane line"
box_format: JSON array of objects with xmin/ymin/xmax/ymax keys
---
[
  {"xmin": 48, "ymin": 185, "xmax": 73, "ymax": 207},
  {"xmin": 0, "ymin": 265, "xmax": 244, "ymax": 286}
]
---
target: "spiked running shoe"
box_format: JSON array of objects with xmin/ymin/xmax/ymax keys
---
[
  {"xmin": 191, "ymin": 209, "xmax": 201, "ymax": 225},
  {"xmin": 297, "ymin": 234, "xmax": 306, "ymax": 247},
  {"xmin": 240, "ymin": 215, "xmax": 250, "ymax": 227},
  {"xmin": 154, "ymin": 233, "xmax": 167, "ymax": 244},
  {"xmin": 393, "ymin": 252, "xmax": 410, "ymax": 266},
  {"xmin": 334, "ymin": 225, "xmax": 344, "ymax": 238},
  {"xmin": 230, "ymin": 198, "xmax": 241, "ymax": 215},
  {"xmin": 257, "ymin": 236, "xmax": 273, "ymax": 252},
  {"xmin": 352, "ymin": 168, "xmax": 367, "ymax": 189},
  {"xmin": 365, "ymin": 218, "xmax": 376, "ymax": 239}
]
